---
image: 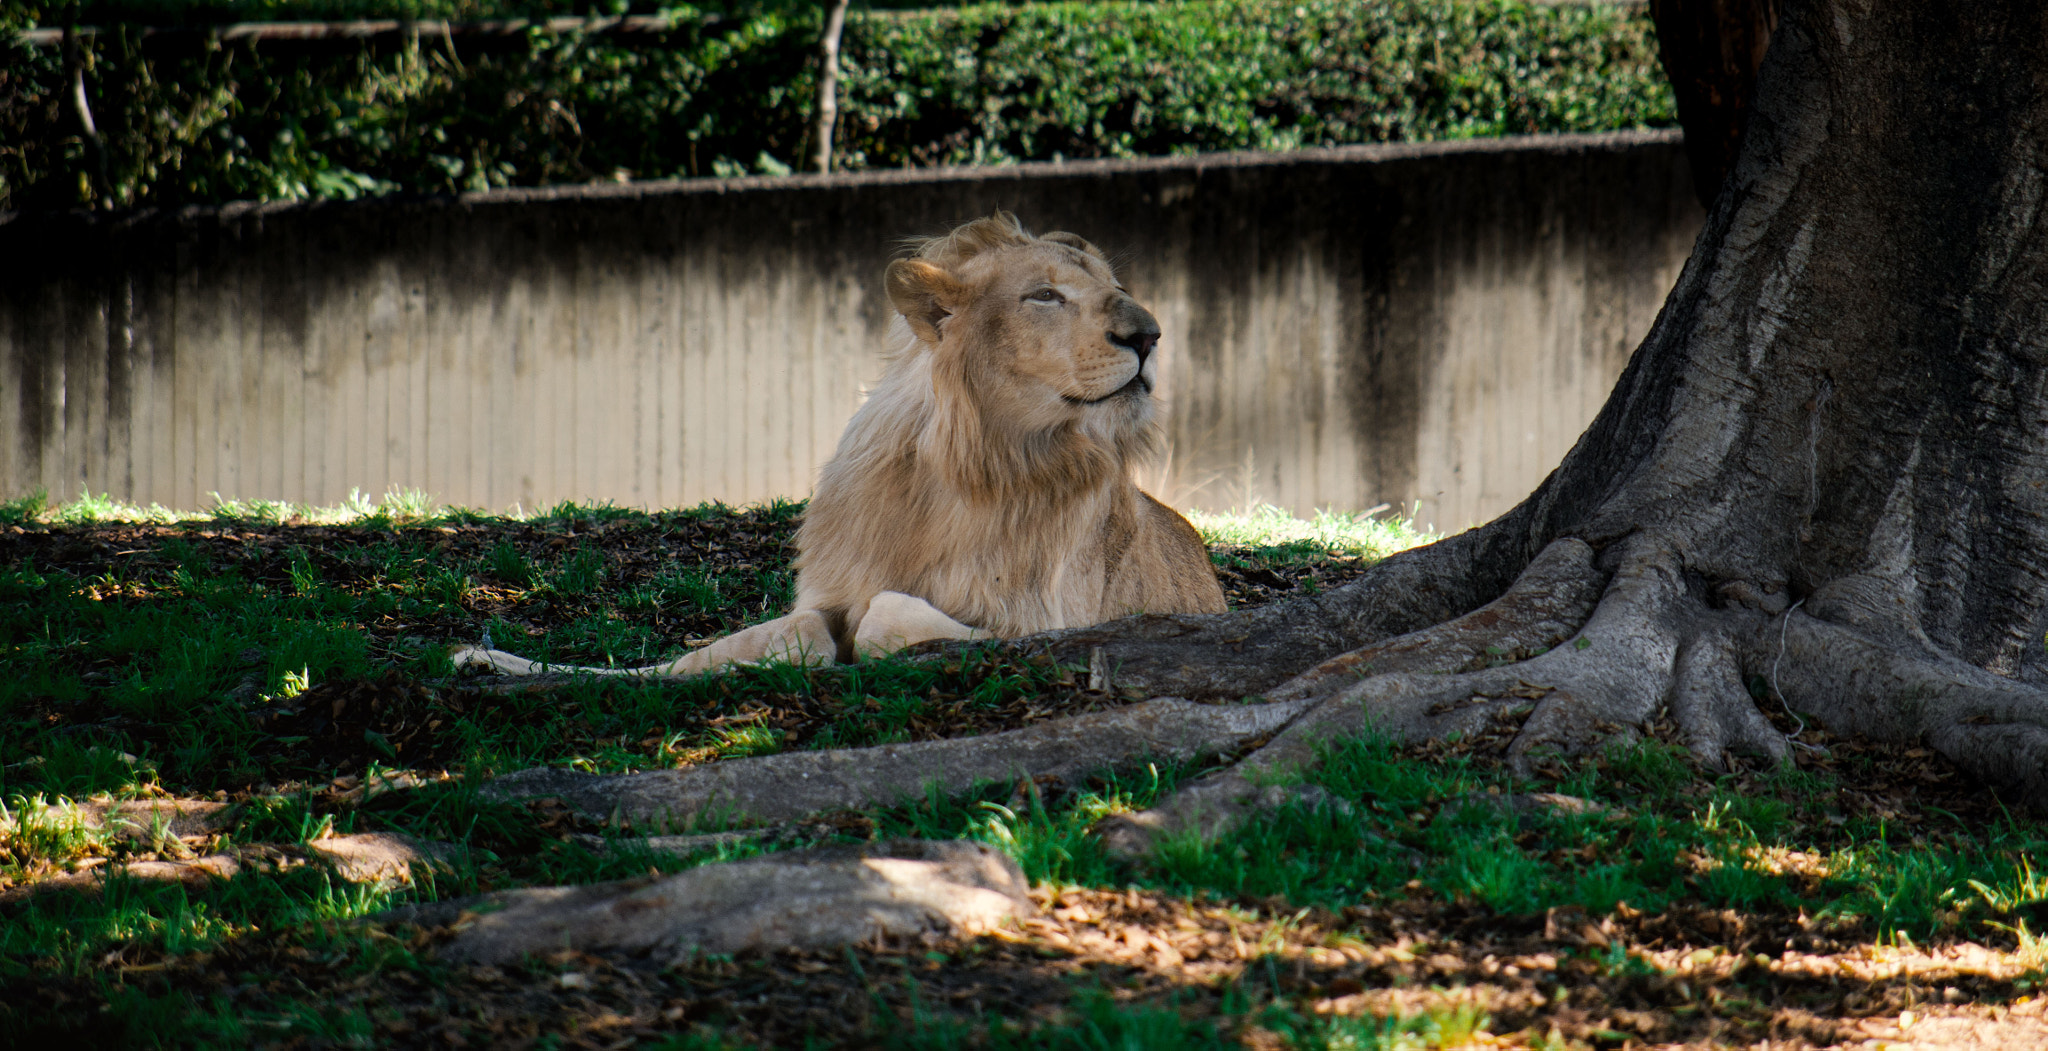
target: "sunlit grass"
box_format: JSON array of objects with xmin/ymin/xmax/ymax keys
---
[
  {"xmin": 3, "ymin": 485, "xmax": 468, "ymax": 527},
  {"xmin": 1186, "ymin": 503, "xmax": 1436, "ymax": 563}
]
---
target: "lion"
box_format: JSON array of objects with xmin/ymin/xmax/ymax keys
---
[{"xmin": 453, "ymin": 213, "xmax": 1224, "ymax": 678}]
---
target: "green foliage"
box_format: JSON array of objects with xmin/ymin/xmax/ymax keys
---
[
  {"xmin": 0, "ymin": 489, "xmax": 48, "ymax": 525},
  {"xmin": 3, "ymin": 0, "xmax": 1675, "ymax": 209},
  {"xmin": 841, "ymin": 0, "xmax": 1672, "ymax": 169}
]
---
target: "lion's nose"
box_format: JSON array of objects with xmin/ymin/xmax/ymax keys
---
[
  {"xmin": 1109, "ymin": 329, "xmax": 1159, "ymax": 365},
  {"xmin": 1107, "ymin": 301, "xmax": 1162, "ymax": 365}
]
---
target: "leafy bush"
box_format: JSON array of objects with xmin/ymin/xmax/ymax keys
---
[{"xmin": 1, "ymin": 0, "xmax": 1674, "ymax": 210}]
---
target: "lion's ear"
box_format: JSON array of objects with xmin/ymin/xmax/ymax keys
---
[
  {"xmin": 886, "ymin": 259, "xmax": 965, "ymax": 343},
  {"xmin": 1040, "ymin": 231, "xmax": 1107, "ymax": 262}
]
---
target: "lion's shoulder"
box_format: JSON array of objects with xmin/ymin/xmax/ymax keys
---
[{"xmin": 1101, "ymin": 487, "xmax": 1227, "ymax": 618}]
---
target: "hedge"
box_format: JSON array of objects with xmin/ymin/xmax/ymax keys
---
[{"xmin": 0, "ymin": 0, "xmax": 1675, "ymax": 210}]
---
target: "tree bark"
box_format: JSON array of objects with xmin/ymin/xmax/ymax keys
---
[
  {"xmin": 1649, "ymin": 0, "xmax": 1780, "ymax": 208},
  {"xmin": 490, "ymin": 0, "xmax": 2048, "ymax": 838}
]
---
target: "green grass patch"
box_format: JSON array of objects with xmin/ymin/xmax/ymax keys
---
[{"xmin": 1189, "ymin": 503, "xmax": 1436, "ymax": 564}]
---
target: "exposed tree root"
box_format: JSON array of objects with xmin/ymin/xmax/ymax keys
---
[
  {"xmin": 1098, "ymin": 538, "xmax": 1606, "ymax": 855},
  {"xmin": 381, "ymin": 840, "xmax": 1032, "ymax": 966},
  {"xmin": 1753, "ymin": 585, "xmax": 2048, "ymax": 803},
  {"xmin": 482, "ymin": 537, "xmax": 1582, "ymax": 836},
  {"xmin": 1021, "ymin": 509, "xmax": 1543, "ymax": 699},
  {"xmin": 1670, "ymin": 631, "xmax": 1791, "ymax": 768},
  {"xmin": 485, "ymin": 696, "xmax": 1314, "ymax": 828},
  {"xmin": 481, "ymin": 522, "xmax": 2048, "ymax": 854}
]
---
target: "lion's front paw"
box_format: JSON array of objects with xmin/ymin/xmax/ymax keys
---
[
  {"xmin": 853, "ymin": 592, "xmax": 987, "ymax": 658},
  {"xmin": 659, "ymin": 610, "xmax": 838, "ymax": 674}
]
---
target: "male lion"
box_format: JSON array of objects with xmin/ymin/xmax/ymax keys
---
[{"xmin": 455, "ymin": 213, "xmax": 1223, "ymax": 678}]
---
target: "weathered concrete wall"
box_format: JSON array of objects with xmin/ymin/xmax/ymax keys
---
[{"xmin": 0, "ymin": 131, "xmax": 1699, "ymax": 530}]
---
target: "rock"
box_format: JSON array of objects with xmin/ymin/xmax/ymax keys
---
[{"xmin": 379, "ymin": 839, "xmax": 1033, "ymax": 965}]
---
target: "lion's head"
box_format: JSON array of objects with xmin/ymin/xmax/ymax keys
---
[{"xmin": 884, "ymin": 213, "xmax": 1162, "ymax": 499}]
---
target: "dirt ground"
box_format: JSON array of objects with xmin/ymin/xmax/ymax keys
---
[{"xmin": 24, "ymin": 847, "xmax": 2048, "ymax": 1049}]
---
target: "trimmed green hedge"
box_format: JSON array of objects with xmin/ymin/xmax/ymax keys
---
[{"xmin": 1, "ymin": 0, "xmax": 1674, "ymax": 210}]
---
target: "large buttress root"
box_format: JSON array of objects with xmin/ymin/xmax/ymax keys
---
[
  {"xmin": 1319, "ymin": 536, "xmax": 1691, "ymax": 764},
  {"xmin": 1097, "ymin": 536, "xmax": 1848, "ymax": 855},
  {"xmin": 1267, "ymin": 538, "xmax": 1608, "ymax": 705},
  {"xmin": 1754, "ymin": 590, "xmax": 2048, "ymax": 803},
  {"xmin": 1669, "ymin": 632, "xmax": 1791, "ymax": 768}
]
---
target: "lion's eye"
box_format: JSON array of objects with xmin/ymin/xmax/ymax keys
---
[{"xmin": 1026, "ymin": 288, "xmax": 1064, "ymax": 304}]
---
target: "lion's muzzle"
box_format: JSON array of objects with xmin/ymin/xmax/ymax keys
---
[{"xmin": 1106, "ymin": 299, "xmax": 1162, "ymax": 367}]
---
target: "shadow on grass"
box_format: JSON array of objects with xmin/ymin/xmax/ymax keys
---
[{"xmin": 5, "ymin": 500, "xmax": 2048, "ymax": 1047}]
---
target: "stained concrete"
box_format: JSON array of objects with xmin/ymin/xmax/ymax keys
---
[{"xmin": 0, "ymin": 132, "xmax": 1699, "ymax": 529}]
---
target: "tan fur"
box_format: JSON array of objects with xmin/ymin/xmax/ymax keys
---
[{"xmin": 794, "ymin": 213, "xmax": 1226, "ymax": 654}]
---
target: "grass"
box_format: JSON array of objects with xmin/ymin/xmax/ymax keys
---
[
  {"xmin": 2, "ymin": 490, "xmax": 2045, "ymax": 1047},
  {"xmin": 1, "ymin": 485, "xmax": 460, "ymax": 528},
  {"xmin": 1185, "ymin": 503, "xmax": 1433, "ymax": 565}
]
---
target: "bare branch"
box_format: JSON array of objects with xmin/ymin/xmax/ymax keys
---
[{"xmin": 808, "ymin": 0, "xmax": 853, "ymax": 174}]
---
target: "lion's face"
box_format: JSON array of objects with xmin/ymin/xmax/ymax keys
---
[{"xmin": 887, "ymin": 234, "xmax": 1162, "ymax": 438}]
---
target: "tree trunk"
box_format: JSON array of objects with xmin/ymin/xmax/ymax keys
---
[
  {"xmin": 1053, "ymin": 0, "xmax": 2048, "ymax": 803},
  {"xmin": 807, "ymin": 0, "xmax": 853, "ymax": 174},
  {"xmin": 1649, "ymin": 0, "xmax": 1780, "ymax": 209},
  {"xmin": 491, "ymin": 0, "xmax": 2048, "ymax": 838}
]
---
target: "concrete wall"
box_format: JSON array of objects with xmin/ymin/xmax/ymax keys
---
[{"xmin": 0, "ymin": 131, "xmax": 1700, "ymax": 531}]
